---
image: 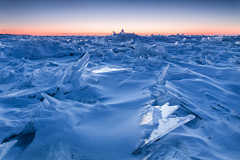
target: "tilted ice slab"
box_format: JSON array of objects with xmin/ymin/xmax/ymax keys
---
[
  {"xmin": 57, "ymin": 52, "xmax": 90, "ymax": 87},
  {"xmin": 139, "ymin": 102, "xmax": 179, "ymax": 125},
  {"xmin": 134, "ymin": 115, "xmax": 195, "ymax": 154},
  {"xmin": 157, "ymin": 64, "xmax": 169, "ymax": 85},
  {"xmin": 145, "ymin": 115, "xmax": 195, "ymax": 145},
  {"xmin": 92, "ymin": 66, "xmax": 131, "ymax": 73}
]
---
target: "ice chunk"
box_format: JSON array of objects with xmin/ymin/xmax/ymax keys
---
[
  {"xmin": 25, "ymin": 74, "xmax": 33, "ymax": 87},
  {"xmin": 47, "ymin": 69, "xmax": 64, "ymax": 87},
  {"xmin": 139, "ymin": 110, "xmax": 153, "ymax": 125},
  {"xmin": 156, "ymin": 46, "xmax": 165, "ymax": 53},
  {"xmin": 145, "ymin": 115, "xmax": 195, "ymax": 145},
  {"xmin": 41, "ymin": 93, "xmax": 71, "ymax": 112},
  {"xmin": 56, "ymin": 64, "xmax": 74, "ymax": 87},
  {"xmin": 92, "ymin": 66, "xmax": 131, "ymax": 73},
  {"xmin": 120, "ymin": 29, "xmax": 125, "ymax": 34},
  {"xmin": 0, "ymin": 140, "xmax": 17, "ymax": 159},
  {"xmin": 10, "ymin": 74, "xmax": 34, "ymax": 90},
  {"xmin": 72, "ymin": 52, "xmax": 90, "ymax": 73},
  {"xmin": 56, "ymin": 53, "xmax": 90, "ymax": 87},
  {"xmin": 141, "ymin": 144, "xmax": 161, "ymax": 160},
  {"xmin": 70, "ymin": 53, "xmax": 90, "ymax": 88},
  {"xmin": 174, "ymin": 152, "xmax": 192, "ymax": 160},
  {"xmin": 41, "ymin": 93, "xmax": 62, "ymax": 106},
  {"xmin": 57, "ymin": 52, "xmax": 90, "ymax": 88},
  {"xmin": 9, "ymin": 76, "xmax": 28, "ymax": 90},
  {"xmin": 157, "ymin": 64, "xmax": 169, "ymax": 85},
  {"xmin": 0, "ymin": 86, "xmax": 50, "ymax": 98},
  {"xmin": 139, "ymin": 102, "xmax": 178, "ymax": 125},
  {"xmin": 0, "ymin": 52, "xmax": 7, "ymax": 59},
  {"xmin": 155, "ymin": 102, "xmax": 179, "ymax": 119}
]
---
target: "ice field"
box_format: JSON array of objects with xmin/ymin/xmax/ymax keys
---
[{"xmin": 0, "ymin": 31, "xmax": 240, "ymax": 159}]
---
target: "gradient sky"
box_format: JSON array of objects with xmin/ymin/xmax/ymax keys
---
[{"xmin": 0, "ymin": 0, "xmax": 240, "ymax": 35}]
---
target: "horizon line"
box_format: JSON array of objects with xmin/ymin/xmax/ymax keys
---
[{"xmin": 1, "ymin": 32, "xmax": 240, "ymax": 36}]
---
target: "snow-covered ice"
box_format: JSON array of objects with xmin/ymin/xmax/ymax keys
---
[{"xmin": 0, "ymin": 32, "xmax": 240, "ymax": 160}]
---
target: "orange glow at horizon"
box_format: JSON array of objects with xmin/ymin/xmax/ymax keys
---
[
  {"xmin": 1, "ymin": 28, "xmax": 240, "ymax": 36},
  {"xmin": 1, "ymin": 24, "xmax": 240, "ymax": 36}
]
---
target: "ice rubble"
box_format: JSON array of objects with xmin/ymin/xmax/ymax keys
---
[
  {"xmin": 138, "ymin": 113, "xmax": 195, "ymax": 159},
  {"xmin": 0, "ymin": 52, "xmax": 90, "ymax": 98},
  {"xmin": 137, "ymin": 102, "xmax": 195, "ymax": 154}
]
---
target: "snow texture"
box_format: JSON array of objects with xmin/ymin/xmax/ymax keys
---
[{"xmin": 0, "ymin": 31, "xmax": 240, "ymax": 160}]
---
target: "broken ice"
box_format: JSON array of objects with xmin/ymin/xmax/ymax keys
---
[
  {"xmin": 145, "ymin": 115, "xmax": 195, "ymax": 145},
  {"xmin": 155, "ymin": 102, "xmax": 179, "ymax": 119}
]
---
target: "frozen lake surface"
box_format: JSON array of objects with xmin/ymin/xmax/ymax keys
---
[{"xmin": 0, "ymin": 32, "xmax": 240, "ymax": 160}]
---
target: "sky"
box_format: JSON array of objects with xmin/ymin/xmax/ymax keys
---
[{"xmin": 0, "ymin": 0, "xmax": 240, "ymax": 36}]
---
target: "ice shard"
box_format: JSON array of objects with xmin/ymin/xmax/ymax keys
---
[
  {"xmin": 41, "ymin": 93, "xmax": 62, "ymax": 106},
  {"xmin": 141, "ymin": 144, "xmax": 161, "ymax": 160},
  {"xmin": 145, "ymin": 115, "xmax": 195, "ymax": 145},
  {"xmin": 72, "ymin": 52, "xmax": 90, "ymax": 73},
  {"xmin": 0, "ymin": 52, "xmax": 7, "ymax": 59},
  {"xmin": 139, "ymin": 110, "xmax": 153, "ymax": 125},
  {"xmin": 56, "ymin": 63, "xmax": 74, "ymax": 87},
  {"xmin": 57, "ymin": 52, "xmax": 90, "ymax": 88},
  {"xmin": 139, "ymin": 102, "xmax": 179, "ymax": 125},
  {"xmin": 155, "ymin": 102, "xmax": 179, "ymax": 119},
  {"xmin": 70, "ymin": 52, "xmax": 90, "ymax": 88},
  {"xmin": 133, "ymin": 115, "xmax": 195, "ymax": 155},
  {"xmin": 41, "ymin": 93, "xmax": 70, "ymax": 111},
  {"xmin": 157, "ymin": 64, "xmax": 169, "ymax": 85}
]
